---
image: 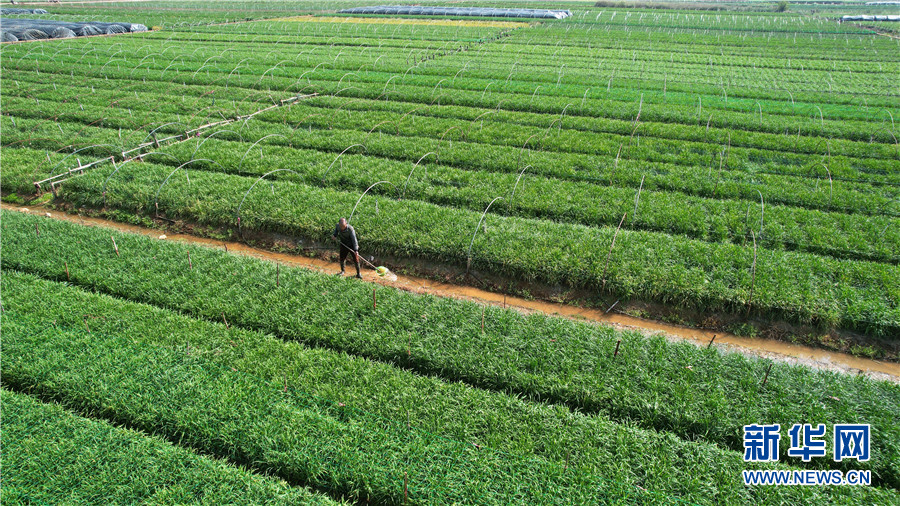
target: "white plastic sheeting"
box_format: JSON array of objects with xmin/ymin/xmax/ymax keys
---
[
  {"xmin": 1, "ymin": 8, "xmax": 49, "ymax": 15},
  {"xmin": 338, "ymin": 5, "xmax": 572, "ymax": 20},
  {"xmin": 1, "ymin": 18, "xmax": 148, "ymax": 42},
  {"xmin": 841, "ymin": 15, "xmax": 900, "ymax": 21}
]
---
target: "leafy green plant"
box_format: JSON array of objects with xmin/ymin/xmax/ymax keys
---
[
  {"xmin": 2, "ymin": 389, "xmax": 341, "ymax": 505},
  {"xmin": 4, "ymin": 210, "xmax": 898, "ymax": 489}
]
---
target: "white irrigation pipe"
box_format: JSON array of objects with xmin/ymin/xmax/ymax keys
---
[
  {"xmin": 401, "ymin": 152, "xmax": 437, "ymax": 199},
  {"xmin": 466, "ymin": 196, "xmax": 504, "ymax": 272},
  {"xmin": 508, "ymin": 165, "xmax": 532, "ymax": 209},
  {"xmin": 238, "ymin": 134, "xmax": 288, "ymax": 173},
  {"xmin": 321, "ymin": 144, "xmax": 367, "ymax": 182},
  {"xmin": 348, "ymin": 181, "xmax": 398, "ymax": 222}
]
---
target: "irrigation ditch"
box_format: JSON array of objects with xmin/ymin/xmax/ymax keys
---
[{"xmin": 4, "ymin": 202, "xmax": 898, "ymax": 382}]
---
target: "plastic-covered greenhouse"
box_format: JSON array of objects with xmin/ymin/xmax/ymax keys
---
[
  {"xmin": 1, "ymin": 8, "xmax": 48, "ymax": 15},
  {"xmin": 1, "ymin": 18, "xmax": 148, "ymax": 42},
  {"xmin": 841, "ymin": 15, "xmax": 900, "ymax": 21},
  {"xmin": 338, "ymin": 5, "xmax": 572, "ymax": 19}
]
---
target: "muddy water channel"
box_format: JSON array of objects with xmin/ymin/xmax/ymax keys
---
[{"xmin": 5, "ymin": 203, "xmax": 898, "ymax": 382}]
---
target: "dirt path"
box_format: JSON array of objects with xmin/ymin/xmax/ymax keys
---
[{"xmin": 4, "ymin": 202, "xmax": 898, "ymax": 382}]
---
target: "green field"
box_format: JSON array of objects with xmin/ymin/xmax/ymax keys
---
[{"xmin": 2, "ymin": 1, "xmax": 898, "ymax": 504}]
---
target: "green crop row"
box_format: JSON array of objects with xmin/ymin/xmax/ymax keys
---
[
  {"xmin": 568, "ymin": 10, "xmax": 872, "ymax": 34},
  {"xmin": 1, "ymin": 77, "xmax": 279, "ymax": 123},
  {"xmin": 262, "ymin": 121, "xmax": 897, "ymax": 215},
  {"xmin": 9, "ymin": 89, "xmax": 871, "ymax": 223},
  {"xmin": 7, "ymin": 39, "xmax": 896, "ymax": 146},
  {"xmin": 53, "ymin": 164, "xmax": 900, "ymax": 335},
  {"xmin": 439, "ymin": 43, "xmax": 897, "ymax": 97},
  {"xmin": 514, "ymin": 22, "xmax": 892, "ymax": 60},
  {"xmin": 7, "ymin": 63, "xmax": 894, "ymax": 184},
  {"xmin": 1, "ymin": 309, "xmax": 660, "ymax": 505},
  {"xmin": 1, "ymin": 115, "xmax": 176, "ymax": 155},
  {"xmin": 1, "ymin": 95, "xmax": 221, "ymax": 140},
  {"xmin": 4, "ymin": 82, "xmax": 895, "ymax": 225},
  {"xmin": 0, "ymin": 2, "xmax": 337, "ymax": 28},
  {"xmin": 153, "ymin": 21, "xmax": 897, "ymax": 100},
  {"xmin": 258, "ymin": 98, "xmax": 898, "ymax": 194},
  {"xmin": 156, "ymin": 137, "xmax": 899, "ymax": 264},
  {"xmin": 288, "ymin": 95, "xmax": 895, "ymax": 179},
  {"xmin": 5, "ymin": 268, "xmax": 898, "ymax": 504},
  {"xmin": 8, "ymin": 63, "xmax": 890, "ymax": 157},
  {"xmin": 480, "ymin": 32, "xmax": 889, "ymax": 73},
  {"xmin": 8, "ymin": 31, "xmax": 891, "ymax": 124},
  {"xmin": 233, "ymin": 117, "xmax": 900, "ymax": 217},
  {"xmin": 304, "ymin": 73, "xmax": 899, "ymax": 155},
  {"xmin": 5, "ymin": 91, "xmax": 895, "ymax": 221},
  {"xmin": 0, "ymin": 147, "xmax": 80, "ymax": 196},
  {"xmin": 4, "ymin": 210, "xmax": 898, "ymax": 488},
  {"xmin": 1, "ymin": 389, "xmax": 341, "ymax": 505},
  {"xmin": 16, "ymin": 53, "xmax": 895, "ymax": 149}
]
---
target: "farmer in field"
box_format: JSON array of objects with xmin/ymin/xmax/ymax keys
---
[{"xmin": 332, "ymin": 217, "xmax": 362, "ymax": 279}]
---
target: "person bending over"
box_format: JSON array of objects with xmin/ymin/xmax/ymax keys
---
[{"xmin": 332, "ymin": 217, "xmax": 362, "ymax": 279}]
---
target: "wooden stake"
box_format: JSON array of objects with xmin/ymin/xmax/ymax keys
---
[
  {"xmin": 65, "ymin": 261, "xmax": 70, "ymax": 281},
  {"xmin": 111, "ymin": 236, "xmax": 119, "ymax": 256},
  {"xmin": 761, "ymin": 363, "xmax": 773, "ymax": 388},
  {"xmin": 276, "ymin": 264, "xmax": 280, "ymax": 287},
  {"xmin": 223, "ymin": 242, "xmax": 228, "ymax": 252},
  {"xmin": 373, "ymin": 287, "xmax": 377, "ymax": 310},
  {"xmin": 403, "ymin": 472, "xmax": 408, "ymax": 505},
  {"xmin": 601, "ymin": 213, "xmax": 627, "ymax": 290},
  {"xmin": 188, "ymin": 251, "xmax": 192, "ymax": 271},
  {"xmin": 35, "ymin": 223, "xmax": 40, "ymax": 236},
  {"xmin": 613, "ymin": 339, "xmax": 621, "ymax": 357},
  {"xmin": 707, "ymin": 334, "xmax": 717, "ymax": 349},
  {"xmin": 222, "ymin": 312, "xmax": 229, "ymax": 329}
]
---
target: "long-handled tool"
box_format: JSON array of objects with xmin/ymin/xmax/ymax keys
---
[{"xmin": 335, "ymin": 237, "xmax": 394, "ymax": 280}]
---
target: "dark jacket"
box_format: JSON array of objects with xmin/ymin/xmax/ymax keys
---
[{"xmin": 333, "ymin": 224, "xmax": 358, "ymax": 251}]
